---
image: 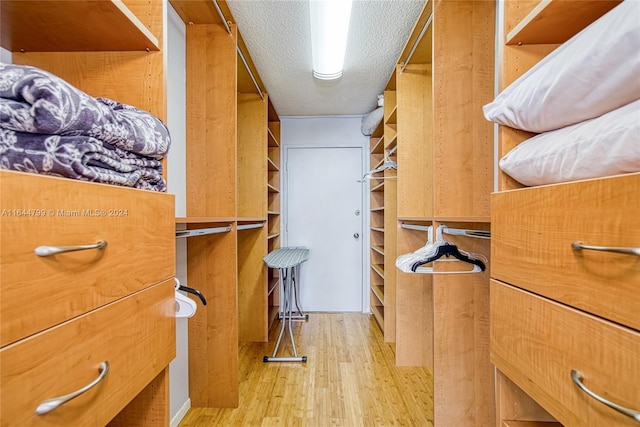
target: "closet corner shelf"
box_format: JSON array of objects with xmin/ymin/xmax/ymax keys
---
[
  {"xmin": 371, "ymin": 227, "xmax": 385, "ymax": 233},
  {"xmin": 506, "ymin": 0, "xmax": 621, "ymax": 45},
  {"xmin": 371, "ymin": 206, "xmax": 385, "ymax": 213},
  {"xmin": 267, "ymin": 233, "xmax": 280, "ymax": 240},
  {"xmin": 1, "ymin": 0, "xmax": 160, "ymax": 52}
]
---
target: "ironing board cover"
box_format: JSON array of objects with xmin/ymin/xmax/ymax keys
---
[{"xmin": 263, "ymin": 247, "xmax": 309, "ymax": 269}]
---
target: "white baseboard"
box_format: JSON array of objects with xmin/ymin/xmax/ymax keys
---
[{"xmin": 170, "ymin": 398, "xmax": 191, "ymax": 427}]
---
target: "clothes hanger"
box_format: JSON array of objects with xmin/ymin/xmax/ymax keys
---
[
  {"xmin": 396, "ymin": 225, "xmax": 437, "ymax": 272},
  {"xmin": 359, "ymin": 149, "xmax": 397, "ymax": 182},
  {"xmin": 174, "ymin": 278, "xmax": 199, "ymax": 318},
  {"xmin": 409, "ymin": 225, "xmax": 487, "ymax": 274}
]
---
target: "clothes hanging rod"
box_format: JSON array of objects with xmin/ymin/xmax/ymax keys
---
[
  {"xmin": 442, "ymin": 227, "xmax": 491, "ymax": 240},
  {"xmin": 400, "ymin": 12, "xmax": 433, "ymax": 73},
  {"xmin": 176, "ymin": 225, "xmax": 232, "ymax": 239},
  {"xmin": 237, "ymin": 46, "xmax": 265, "ymax": 100},
  {"xmin": 211, "ymin": 0, "xmax": 232, "ymax": 34},
  {"xmin": 401, "ymin": 223, "xmax": 431, "ymax": 231},
  {"xmin": 237, "ymin": 222, "xmax": 265, "ymax": 231}
]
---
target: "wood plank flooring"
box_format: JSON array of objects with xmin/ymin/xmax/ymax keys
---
[{"xmin": 179, "ymin": 313, "xmax": 434, "ymax": 426}]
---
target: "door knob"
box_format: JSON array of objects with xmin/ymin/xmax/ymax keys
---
[{"xmin": 354, "ymin": 233, "xmax": 360, "ymax": 239}]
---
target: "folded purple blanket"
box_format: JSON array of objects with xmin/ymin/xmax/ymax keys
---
[
  {"xmin": 0, "ymin": 62, "xmax": 170, "ymax": 159},
  {"xmin": 0, "ymin": 129, "xmax": 166, "ymax": 192}
]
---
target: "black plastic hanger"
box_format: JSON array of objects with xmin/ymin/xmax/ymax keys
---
[{"xmin": 410, "ymin": 242, "xmax": 486, "ymax": 272}]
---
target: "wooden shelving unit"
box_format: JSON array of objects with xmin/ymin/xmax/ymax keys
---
[
  {"xmin": 387, "ymin": 1, "xmax": 496, "ymax": 426},
  {"xmin": 491, "ymin": 2, "xmax": 636, "ymax": 427},
  {"xmin": 171, "ymin": 0, "xmax": 280, "ymax": 409}
]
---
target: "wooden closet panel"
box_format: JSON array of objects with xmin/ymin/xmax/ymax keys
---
[
  {"xmin": 496, "ymin": 371, "xmax": 558, "ymax": 424},
  {"xmin": 382, "ymin": 169, "xmax": 397, "ymax": 342},
  {"xmin": 491, "ymin": 280, "xmax": 640, "ymax": 427},
  {"xmin": 432, "ymin": 0, "xmax": 493, "ymax": 219},
  {"xmin": 12, "ymin": 52, "xmax": 166, "ymax": 120},
  {"xmin": 237, "ymin": 93, "xmax": 268, "ymax": 218},
  {"xmin": 187, "ymin": 225, "xmax": 238, "ymax": 408},
  {"xmin": 395, "ymin": 226, "xmax": 433, "ymax": 367},
  {"xmin": 397, "ymin": 64, "xmax": 433, "ymax": 219},
  {"xmin": 432, "ymin": 223, "xmax": 493, "ymax": 427},
  {"xmin": 492, "ymin": 173, "xmax": 640, "ymax": 331},
  {"xmin": 186, "ymin": 23, "xmax": 238, "ymax": 218},
  {"xmin": 238, "ymin": 226, "xmax": 268, "ymax": 342}
]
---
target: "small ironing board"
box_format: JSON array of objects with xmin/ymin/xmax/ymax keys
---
[{"xmin": 263, "ymin": 247, "xmax": 309, "ymax": 362}]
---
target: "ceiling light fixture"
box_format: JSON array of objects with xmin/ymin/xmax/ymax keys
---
[{"xmin": 309, "ymin": 0, "xmax": 353, "ymax": 80}]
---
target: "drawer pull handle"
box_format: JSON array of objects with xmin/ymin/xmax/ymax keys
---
[
  {"xmin": 36, "ymin": 361, "xmax": 109, "ymax": 415},
  {"xmin": 571, "ymin": 370, "xmax": 640, "ymax": 422},
  {"xmin": 571, "ymin": 242, "xmax": 640, "ymax": 257},
  {"xmin": 34, "ymin": 240, "xmax": 107, "ymax": 257}
]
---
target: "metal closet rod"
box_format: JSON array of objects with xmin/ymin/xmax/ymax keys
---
[
  {"xmin": 176, "ymin": 225, "xmax": 232, "ymax": 239},
  {"xmin": 400, "ymin": 223, "xmax": 491, "ymax": 239},
  {"xmin": 211, "ymin": 0, "xmax": 232, "ymax": 34},
  {"xmin": 400, "ymin": 12, "xmax": 433, "ymax": 73},
  {"xmin": 237, "ymin": 46, "xmax": 265, "ymax": 100},
  {"xmin": 237, "ymin": 222, "xmax": 265, "ymax": 231}
]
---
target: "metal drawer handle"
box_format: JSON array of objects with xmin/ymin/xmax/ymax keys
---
[
  {"xmin": 36, "ymin": 361, "xmax": 109, "ymax": 415},
  {"xmin": 571, "ymin": 242, "xmax": 640, "ymax": 257},
  {"xmin": 34, "ymin": 241, "xmax": 107, "ymax": 257},
  {"xmin": 571, "ymin": 370, "xmax": 640, "ymax": 422}
]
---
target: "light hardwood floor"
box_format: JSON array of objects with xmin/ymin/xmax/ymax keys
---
[{"xmin": 179, "ymin": 313, "xmax": 434, "ymax": 426}]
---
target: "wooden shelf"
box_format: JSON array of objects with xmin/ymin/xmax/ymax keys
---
[
  {"xmin": 267, "ymin": 157, "xmax": 279, "ymax": 171},
  {"xmin": 371, "ymin": 285, "xmax": 385, "ymax": 304},
  {"xmin": 371, "ymin": 227, "xmax": 385, "ymax": 233},
  {"xmin": 371, "ymin": 304, "xmax": 384, "ymax": 328},
  {"xmin": 506, "ymin": 0, "xmax": 621, "ymax": 45},
  {"xmin": 371, "ymin": 245, "xmax": 385, "ymax": 256},
  {"xmin": 371, "ymin": 206, "xmax": 385, "ymax": 212},
  {"xmin": 371, "ymin": 264, "xmax": 384, "ymax": 279},
  {"xmin": 386, "ymin": 106, "xmax": 398, "ymax": 125},
  {"xmin": 371, "ymin": 181, "xmax": 385, "ymax": 192},
  {"xmin": 267, "ymin": 233, "xmax": 280, "ymax": 240},
  {"xmin": 384, "ymin": 133, "xmax": 397, "ymax": 151},
  {"xmin": 1, "ymin": 0, "xmax": 160, "ymax": 52},
  {"xmin": 267, "ymin": 184, "xmax": 279, "ymax": 193},
  {"xmin": 267, "ymin": 127, "xmax": 280, "ymax": 147},
  {"xmin": 267, "ymin": 211, "xmax": 280, "ymax": 215},
  {"xmin": 370, "ymin": 135, "xmax": 385, "ymax": 154}
]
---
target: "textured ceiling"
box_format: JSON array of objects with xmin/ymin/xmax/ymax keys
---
[{"xmin": 227, "ymin": 0, "xmax": 426, "ymax": 117}]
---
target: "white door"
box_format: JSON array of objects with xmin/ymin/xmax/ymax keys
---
[{"xmin": 285, "ymin": 147, "xmax": 364, "ymax": 312}]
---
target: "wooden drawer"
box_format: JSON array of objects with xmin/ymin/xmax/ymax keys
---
[
  {"xmin": 490, "ymin": 280, "xmax": 640, "ymax": 427},
  {"xmin": 0, "ymin": 279, "xmax": 175, "ymax": 427},
  {"xmin": 491, "ymin": 173, "xmax": 640, "ymax": 331},
  {"xmin": 0, "ymin": 171, "xmax": 175, "ymax": 346}
]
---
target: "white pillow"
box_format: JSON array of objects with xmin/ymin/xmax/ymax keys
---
[
  {"xmin": 499, "ymin": 100, "xmax": 640, "ymax": 186},
  {"xmin": 483, "ymin": 0, "xmax": 640, "ymax": 133}
]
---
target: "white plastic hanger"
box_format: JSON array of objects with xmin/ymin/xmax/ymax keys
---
[
  {"xmin": 359, "ymin": 149, "xmax": 397, "ymax": 182},
  {"xmin": 174, "ymin": 278, "xmax": 197, "ymax": 319}
]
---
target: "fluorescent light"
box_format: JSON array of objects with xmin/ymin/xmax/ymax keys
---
[{"xmin": 309, "ymin": 0, "xmax": 353, "ymax": 80}]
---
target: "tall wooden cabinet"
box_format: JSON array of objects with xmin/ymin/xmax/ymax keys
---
[
  {"xmin": 490, "ymin": 2, "xmax": 639, "ymax": 426},
  {"xmin": 0, "ymin": 1, "xmax": 175, "ymax": 425},
  {"xmin": 384, "ymin": 1, "xmax": 496, "ymax": 425},
  {"xmin": 169, "ymin": 0, "xmax": 280, "ymax": 409}
]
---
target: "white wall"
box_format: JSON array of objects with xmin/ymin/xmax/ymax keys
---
[
  {"xmin": 166, "ymin": 5, "xmax": 190, "ymax": 426},
  {"xmin": 281, "ymin": 116, "xmax": 371, "ymax": 312},
  {"xmin": 1, "ymin": 47, "xmax": 12, "ymax": 63}
]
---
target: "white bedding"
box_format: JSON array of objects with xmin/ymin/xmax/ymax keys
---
[
  {"xmin": 483, "ymin": 0, "xmax": 640, "ymax": 133},
  {"xmin": 499, "ymin": 100, "xmax": 640, "ymax": 186}
]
